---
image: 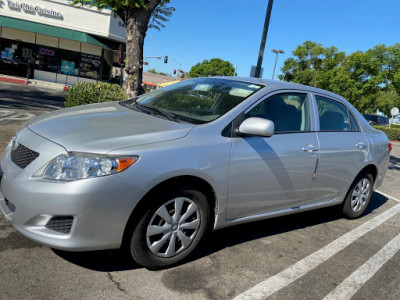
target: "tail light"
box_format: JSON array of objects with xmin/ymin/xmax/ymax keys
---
[{"xmin": 388, "ymin": 142, "xmax": 392, "ymax": 152}]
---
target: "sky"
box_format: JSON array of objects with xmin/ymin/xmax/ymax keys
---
[{"xmin": 143, "ymin": 0, "xmax": 400, "ymax": 79}]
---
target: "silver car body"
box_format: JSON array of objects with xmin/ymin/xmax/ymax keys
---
[{"xmin": 0, "ymin": 78, "xmax": 390, "ymax": 251}]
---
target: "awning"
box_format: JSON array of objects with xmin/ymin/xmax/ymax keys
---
[
  {"xmin": 0, "ymin": 16, "xmax": 119, "ymax": 49},
  {"xmin": 142, "ymin": 81, "xmax": 157, "ymax": 87}
]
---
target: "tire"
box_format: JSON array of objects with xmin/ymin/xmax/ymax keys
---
[
  {"xmin": 342, "ymin": 172, "xmax": 374, "ymax": 219},
  {"xmin": 130, "ymin": 185, "xmax": 211, "ymax": 270}
]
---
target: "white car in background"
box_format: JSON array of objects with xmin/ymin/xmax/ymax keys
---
[{"xmin": 389, "ymin": 116, "xmax": 400, "ymax": 124}]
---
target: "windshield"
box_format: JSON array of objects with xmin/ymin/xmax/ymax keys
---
[{"xmin": 129, "ymin": 78, "xmax": 263, "ymax": 124}]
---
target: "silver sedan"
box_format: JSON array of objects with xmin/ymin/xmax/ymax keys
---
[{"xmin": 0, "ymin": 77, "xmax": 391, "ymax": 269}]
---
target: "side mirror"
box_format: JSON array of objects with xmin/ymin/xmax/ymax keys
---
[{"xmin": 238, "ymin": 117, "xmax": 274, "ymax": 137}]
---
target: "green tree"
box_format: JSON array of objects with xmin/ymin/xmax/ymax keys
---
[
  {"xmin": 375, "ymin": 90, "xmax": 400, "ymax": 116},
  {"xmin": 279, "ymin": 41, "xmax": 400, "ymax": 114},
  {"xmin": 71, "ymin": 0, "xmax": 175, "ymax": 97},
  {"xmin": 146, "ymin": 68, "xmax": 169, "ymax": 76},
  {"xmin": 329, "ymin": 45, "xmax": 396, "ymax": 111},
  {"xmin": 279, "ymin": 41, "xmax": 345, "ymax": 90},
  {"xmin": 189, "ymin": 58, "xmax": 235, "ymax": 78},
  {"xmin": 147, "ymin": 68, "xmax": 158, "ymax": 74}
]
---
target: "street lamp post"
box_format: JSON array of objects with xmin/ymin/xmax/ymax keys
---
[
  {"xmin": 255, "ymin": 0, "xmax": 274, "ymax": 78},
  {"xmin": 271, "ymin": 49, "xmax": 284, "ymax": 80}
]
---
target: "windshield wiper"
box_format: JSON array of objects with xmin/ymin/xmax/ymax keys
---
[
  {"xmin": 126, "ymin": 98, "xmax": 182, "ymax": 123},
  {"xmin": 130, "ymin": 98, "xmax": 152, "ymax": 114},
  {"xmin": 141, "ymin": 104, "xmax": 180, "ymax": 122}
]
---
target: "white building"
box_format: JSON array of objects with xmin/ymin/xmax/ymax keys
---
[{"xmin": 0, "ymin": 0, "xmax": 126, "ymax": 84}]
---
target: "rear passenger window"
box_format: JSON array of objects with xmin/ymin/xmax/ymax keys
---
[
  {"xmin": 316, "ymin": 96, "xmax": 351, "ymax": 131},
  {"xmin": 349, "ymin": 112, "xmax": 360, "ymax": 131},
  {"xmin": 246, "ymin": 93, "xmax": 310, "ymax": 133}
]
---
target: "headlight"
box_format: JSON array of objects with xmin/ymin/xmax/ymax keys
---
[{"xmin": 42, "ymin": 153, "xmax": 139, "ymax": 181}]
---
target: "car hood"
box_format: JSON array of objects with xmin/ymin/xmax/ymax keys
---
[{"xmin": 27, "ymin": 102, "xmax": 194, "ymax": 153}]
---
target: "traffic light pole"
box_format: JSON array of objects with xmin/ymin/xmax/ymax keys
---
[{"xmin": 254, "ymin": 0, "xmax": 274, "ymax": 78}]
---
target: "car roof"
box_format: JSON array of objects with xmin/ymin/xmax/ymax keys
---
[{"xmin": 210, "ymin": 76, "xmax": 346, "ymax": 100}]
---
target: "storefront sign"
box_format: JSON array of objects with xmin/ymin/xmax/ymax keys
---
[
  {"xmin": 61, "ymin": 60, "xmax": 75, "ymax": 75},
  {"xmin": 80, "ymin": 53, "xmax": 101, "ymax": 79},
  {"xmin": 7, "ymin": 1, "xmax": 63, "ymax": 18},
  {"xmin": 39, "ymin": 47, "xmax": 55, "ymax": 56},
  {"xmin": 1, "ymin": 50, "xmax": 14, "ymax": 60}
]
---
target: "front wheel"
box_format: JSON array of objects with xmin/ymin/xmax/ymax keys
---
[
  {"xmin": 130, "ymin": 186, "xmax": 211, "ymax": 269},
  {"xmin": 343, "ymin": 172, "xmax": 374, "ymax": 219}
]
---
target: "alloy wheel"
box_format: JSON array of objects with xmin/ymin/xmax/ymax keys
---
[
  {"xmin": 350, "ymin": 178, "xmax": 371, "ymax": 213},
  {"xmin": 146, "ymin": 197, "xmax": 201, "ymax": 258}
]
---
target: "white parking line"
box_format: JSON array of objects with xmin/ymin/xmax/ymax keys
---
[
  {"xmin": 323, "ymin": 232, "xmax": 400, "ymax": 300},
  {"xmin": 0, "ymin": 110, "xmax": 36, "ymax": 122},
  {"xmin": 233, "ymin": 203, "xmax": 400, "ymax": 300},
  {"xmin": 376, "ymin": 190, "xmax": 400, "ymax": 202}
]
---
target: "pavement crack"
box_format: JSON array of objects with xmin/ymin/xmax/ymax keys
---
[{"xmin": 107, "ymin": 272, "xmax": 127, "ymax": 294}]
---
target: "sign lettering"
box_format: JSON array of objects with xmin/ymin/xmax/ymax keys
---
[
  {"xmin": 7, "ymin": 1, "xmax": 63, "ymax": 18},
  {"xmin": 39, "ymin": 48, "xmax": 55, "ymax": 56}
]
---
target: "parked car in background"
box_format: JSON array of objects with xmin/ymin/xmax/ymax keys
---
[
  {"xmin": 389, "ymin": 116, "xmax": 400, "ymax": 125},
  {"xmin": 0, "ymin": 77, "xmax": 391, "ymax": 269},
  {"xmin": 363, "ymin": 114, "xmax": 390, "ymax": 126}
]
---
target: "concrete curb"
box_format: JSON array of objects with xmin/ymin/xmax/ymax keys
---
[
  {"xmin": 0, "ymin": 76, "xmax": 27, "ymax": 85},
  {"xmin": 0, "ymin": 75, "xmax": 67, "ymax": 91},
  {"xmin": 27, "ymin": 79, "xmax": 68, "ymax": 91}
]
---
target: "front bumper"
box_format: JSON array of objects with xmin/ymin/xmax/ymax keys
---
[{"xmin": 0, "ymin": 128, "xmax": 146, "ymax": 251}]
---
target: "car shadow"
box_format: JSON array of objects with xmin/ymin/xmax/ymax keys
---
[
  {"xmin": 52, "ymin": 248, "xmax": 140, "ymax": 272},
  {"xmin": 52, "ymin": 192, "xmax": 388, "ymax": 272},
  {"xmin": 189, "ymin": 191, "xmax": 388, "ymax": 264},
  {"xmin": 389, "ymin": 154, "xmax": 400, "ymax": 171}
]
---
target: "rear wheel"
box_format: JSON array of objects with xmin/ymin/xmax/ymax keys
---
[
  {"xmin": 343, "ymin": 172, "xmax": 373, "ymax": 219},
  {"xmin": 130, "ymin": 185, "xmax": 210, "ymax": 269}
]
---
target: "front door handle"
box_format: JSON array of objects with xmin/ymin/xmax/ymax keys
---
[
  {"xmin": 302, "ymin": 144, "xmax": 319, "ymax": 153},
  {"xmin": 356, "ymin": 142, "xmax": 367, "ymax": 150}
]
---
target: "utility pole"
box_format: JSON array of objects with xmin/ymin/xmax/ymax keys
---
[
  {"xmin": 255, "ymin": 0, "xmax": 274, "ymax": 78},
  {"xmin": 271, "ymin": 49, "xmax": 284, "ymax": 80}
]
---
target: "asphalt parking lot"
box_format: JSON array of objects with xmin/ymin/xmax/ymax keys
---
[{"xmin": 0, "ymin": 82, "xmax": 399, "ymax": 299}]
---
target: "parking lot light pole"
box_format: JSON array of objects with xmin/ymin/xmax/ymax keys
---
[
  {"xmin": 271, "ymin": 49, "xmax": 285, "ymax": 80},
  {"xmin": 255, "ymin": 0, "xmax": 274, "ymax": 78}
]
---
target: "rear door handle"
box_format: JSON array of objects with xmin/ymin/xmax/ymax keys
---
[
  {"xmin": 356, "ymin": 142, "xmax": 367, "ymax": 150},
  {"xmin": 302, "ymin": 145, "xmax": 319, "ymax": 153}
]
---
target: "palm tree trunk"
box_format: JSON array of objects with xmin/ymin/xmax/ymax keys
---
[
  {"xmin": 121, "ymin": 1, "xmax": 161, "ymax": 98},
  {"xmin": 123, "ymin": 14, "xmax": 147, "ymax": 97}
]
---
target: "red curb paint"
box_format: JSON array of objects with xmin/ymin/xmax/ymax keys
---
[{"xmin": 0, "ymin": 76, "xmax": 27, "ymax": 85}]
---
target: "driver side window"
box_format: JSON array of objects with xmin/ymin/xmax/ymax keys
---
[{"xmin": 246, "ymin": 93, "xmax": 311, "ymax": 133}]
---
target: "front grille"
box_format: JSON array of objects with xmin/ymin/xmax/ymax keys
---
[
  {"xmin": 11, "ymin": 144, "xmax": 39, "ymax": 169},
  {"xmin": 5, "ymin": 198, "xmax": 16, "ymax": 212},
  {"xmin": 45, "ymin": 216, "xmax": 74, "ymax": 234}
]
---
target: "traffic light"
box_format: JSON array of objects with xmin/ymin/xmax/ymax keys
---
[
  {"xmin": 173, "ymin": 69, "xmax": 176, "ymax": 74},
  {"xmin": 164, "ymin": 56, "xmax": 168, "ymax": 63}
]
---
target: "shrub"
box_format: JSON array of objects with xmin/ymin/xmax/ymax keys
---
[
  {"xmin": 373, "ymin": 126, "xmax": 400, "ymax": 141},
  {"xmin": 65, "ymin": 82, "xmax": 126, "ymax": 107}
]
